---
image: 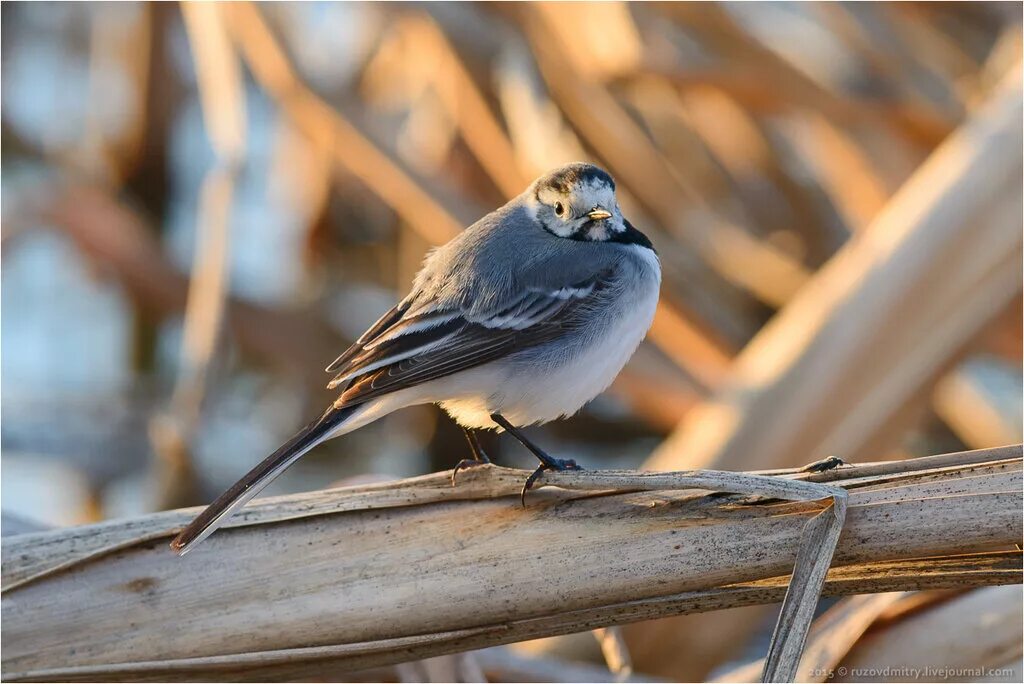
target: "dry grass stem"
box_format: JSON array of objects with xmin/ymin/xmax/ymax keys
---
[{"xmin": 2, "ymin": 446, "xmax": 1018, "ymax": 682}]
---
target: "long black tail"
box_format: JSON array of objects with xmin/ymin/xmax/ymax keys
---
[{"xmin": 170, "ymin": 404, "xmax": 358, "ymax": 555}]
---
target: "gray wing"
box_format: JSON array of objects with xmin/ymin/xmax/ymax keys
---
[{"xmin": 325, "ymin": 272, "xmax": 610, "ymax": 406}]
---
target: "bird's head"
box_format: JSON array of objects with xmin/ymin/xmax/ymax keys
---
[{"xmin": 529, "ymin": 162, "xmax": 628, "ymax": 243}]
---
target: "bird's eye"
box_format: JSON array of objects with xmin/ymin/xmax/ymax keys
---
[{"xmin": 554, "ymin": 202, "xmax": 565, "ymax": 217}]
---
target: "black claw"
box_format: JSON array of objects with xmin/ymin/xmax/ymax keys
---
[
  {"xmin": 519, "ymin": 457, "xmax": 583, "ymax": 507},
  {"xmin": 451, "ymin": 458, "xmax": 487, "ymax": 487},
  {"xmin": 801, "ymin": 456, "xmax": 847, "ymax": 473},
  {"xmin": 521, "ymin": 465, "xmax": 546, "ymax": 506}
]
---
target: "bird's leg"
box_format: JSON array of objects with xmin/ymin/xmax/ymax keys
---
[
  {"xmin": 490, "ymin": 414, "xmax": 564, "ymax": 467},
  {"xmin": 464, "ymin": 428, "xmax": 491, "ymax": 464},
  {"xmin": 451, "ymin": 428, "xmax": 492, "ymax": 486},
  {"xmin": 490, "ymin": 413, "xmax": 582, "ymax": 506}
]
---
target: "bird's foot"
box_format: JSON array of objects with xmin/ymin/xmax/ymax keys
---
[
  {"xmin": 451, "ymin": 458, "xmax": 489, "ymax": 487},
  {"xmin": 521, "ymin": 457, "xmax": 582, "ymax": 507},
  {"xmin": 800, "ymin": 456, "xmax": 847, "ymax": 473}
]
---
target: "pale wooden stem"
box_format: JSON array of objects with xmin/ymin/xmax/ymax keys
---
[
  {"xmin": 534, "ymin": 466, "xmax": 849, "ymax": 683},
  {"xmin": 593, "ymin": 626, "xmax": 634, "ymax": 682},
  {"xmin": 1, "ymin": 447, "xmax": 1019, "ymax": 682}
]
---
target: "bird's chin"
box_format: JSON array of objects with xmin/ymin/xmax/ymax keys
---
[
  {"xmin": 580, "ymin": 219, "xmax": 625, "ymax": 242},
  {"xmin": 586, "ymin": 223, "xmax": 612, "ymax": 241}
]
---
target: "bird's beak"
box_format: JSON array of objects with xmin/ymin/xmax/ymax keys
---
[{"xmin": 587, "ymin": 208, "xmax": 612, "ymax": 221}]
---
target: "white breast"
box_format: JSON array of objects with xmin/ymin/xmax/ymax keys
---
[{"xmin": 438, "ymin": 245, "xmax": 661, "ymax": 429}]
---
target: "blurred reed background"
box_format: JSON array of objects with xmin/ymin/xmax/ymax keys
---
[{"xmin": 1, "ymin": 2, "xmax": 1021, "ymax": 680}]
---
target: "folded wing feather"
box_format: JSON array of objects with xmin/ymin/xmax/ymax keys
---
[{"xmin": 325, "ymin": 274, "xmax": 609, "ymax": 402}]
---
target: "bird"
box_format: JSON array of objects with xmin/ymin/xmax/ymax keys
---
[{"xmin": 171, "ymin": 162, "xmax": 661, "ymax": 555}]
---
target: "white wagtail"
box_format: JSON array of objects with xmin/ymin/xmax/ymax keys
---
[{"xmin": 172, "ymin": 162, "xmax": 661, "ymax": 555}]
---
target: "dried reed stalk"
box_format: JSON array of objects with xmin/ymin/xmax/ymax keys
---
[{"xmin": 2, "ymin": 446, "xmax": 1019, "ymax": 682}]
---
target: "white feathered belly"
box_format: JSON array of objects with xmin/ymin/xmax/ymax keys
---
[{"xmin": 438, "ymin": 252, "xmax": 660, "ymax": 429}]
